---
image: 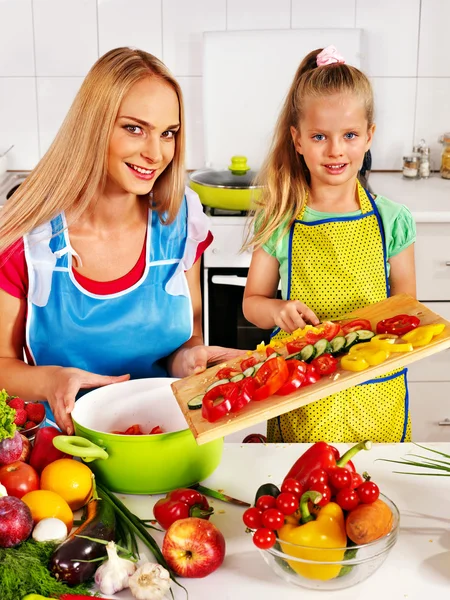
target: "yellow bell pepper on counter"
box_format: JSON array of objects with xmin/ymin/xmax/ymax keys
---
[{"xmin": 277, "ymin": 491, "xmax": 347, "ymax": 580}]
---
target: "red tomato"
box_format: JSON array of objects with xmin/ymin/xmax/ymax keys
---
[
  {"xmin": 309, "ymin": 481, "xmax": 331, "ymax": 507},
  {"xmin": 216, "ymin": 367, "xmax": 241, "ymax": 380},
  {"xmin": 276, "ymin": 359, "xmax": 307, "ymax": 396},
  {"xmin": 253, "ymin": 528, "xmax": 276, "ymax": 549},
  {"xmin": 242, "ymin": 507, "xmax": 263, "ymax": 529},
  {"xmin": 328, "ymin": 467, "xmax": 352, "ymax": 490},
  {"xmin": 357, "ymin": 481, "xmax": 380, "ymax": 504},
  {"xmin": 281, "ymin": 478, "xmax": 303, "ymax": 498},
  {"xmin": 310, "ymin": 354, "xmax": 338, "ymax": 376},
  {"xmin": 305, "ymin": 322, "xmax": 342, "ymax": 344},
  {"xmin": 350, "ymin": 471, "xmax": 364, "ymax": 488},
  {"xmin": 261, "ymin": 508, "xmax": 285, "ymax": 530},
  {"xmin": 341, "ymin": 319, "xmax": 372, "ymax": 335},
  {"xmin": 276, "ymin": 492, "xmax": 299, "ymax": 515},
  {"xmin": 335, "ymin": 488, "xmax": 360, "ymax": 511},
  {"xmin": 253, "ymin": 357, "xmax": 289, "ymax": 401},
  {"xmin": 0, "ymin": 461, "xmax": 39, "ymax": 499},
  {"xmin": 124, "ymin": 424, "xmax": 143, "ymax": 435},
  {"xmin": 286, "ymin": 338, "xmax": 309, "ymax": 355},
  {"xmin": 240, "ymin": 356, "xmax": 258, "ymax": 372},
  {"xmin": 266, "ymin": 346, "xmax": 278, "ymax": 357},
  {"xmin": 307, "ymin": 468, "xmax": 329, "ymax": 488},
  {"xmin": 150, "ymin": 425, "xmax": 163, "ymax": 435},
  {"xmin": 256, "ymin": 494, "xmax": 277, "ymax": 511}
]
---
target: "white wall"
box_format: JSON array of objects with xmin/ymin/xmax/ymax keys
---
[{"xmin": 0, "ymin": 0, "xmax": 449, "ymax": 172}]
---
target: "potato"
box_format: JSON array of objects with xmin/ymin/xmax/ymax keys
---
[{"xmin": 345, "ymin": 499, "xmax": 393, "ymax": 545}]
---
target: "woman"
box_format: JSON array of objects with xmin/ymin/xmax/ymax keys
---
[{"xmin": 0, "ymin": 47, "xmax": 241, "ymax": 434}]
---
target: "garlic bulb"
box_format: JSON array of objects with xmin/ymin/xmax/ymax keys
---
[
  {"xmin": 128, "ymin": 562, "xmax": 172, "ymax": 600},
  {"xmin": 94, "ymin": 540, "xmax": 136, "ymax": 595}
]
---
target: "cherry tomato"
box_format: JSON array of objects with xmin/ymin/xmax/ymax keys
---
[
  {"xmin": 350, "ymin": 471, "xmax": 364, "ymax": 489},
  {"xmin": 256, "ymin": 494, "xmax": 277, "ymax": 511},
  {"xmin": 261, "ymin": 508, "xmax": 285, "ymax": 530},
  {"xmin": 328, "ymin": 467, "xmax": 352, "ymax": 490},
  {"xmin": 242, "ymin": 506, "xmax": 263, "ymax": 530},
  {"xmin": 281, "ymin": 478, "xmax": 303, "ymax": 498},
  {"xmin": 309, "ymin": 482, "xmax": 331, "ymax": 506},
  {"xmin": 357, "ymin": 481, "xmax": 380, "ymax": 504},
  {"xmin": 276, "ymin": 492, "xmax": 299, "ymax": 516},
  {"xmin": 307, "ymin": 468, "xmax": 329, "ymax": 489},
  {"xmin": 335, "ymin": 488, "xmax": 360, "ymax": 511},
  {"xmin": 253, "ymin": 528, "xmax": 276, "ymax": 550}
]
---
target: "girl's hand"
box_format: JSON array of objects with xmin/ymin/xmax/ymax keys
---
[
  {"xmin": 46, "ymin": 367, "xmax": 130, "ymax": 434},
  {"xmin": 176, "ymin": 345, "xmax": 248, "ymax": 378},
  {"xmin": 272, "ymin": 300, "xmax": 319, "ymax": 333}
]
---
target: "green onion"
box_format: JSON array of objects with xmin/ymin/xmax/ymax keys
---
[{"xmin": 379, "ymin": 443, "xmax": 450, "ymax": 475}]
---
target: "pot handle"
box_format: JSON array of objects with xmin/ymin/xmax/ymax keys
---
[{"xmin": 53, "ymin": 435, "xmax": 109, "ymax": 462}]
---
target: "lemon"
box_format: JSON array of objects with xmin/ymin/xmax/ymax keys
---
[
  {"xmin": 21, "ymin": 489, "xmax": 73, "ymax": 531},
  {"xmin": 40, "ymin": 458, "xmax": 94, "ymax": 511}
]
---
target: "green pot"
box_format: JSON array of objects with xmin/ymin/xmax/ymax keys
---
[
  {"xmin": 55, "ymin": 378, "xmax": 223, "ymax": 495},
  {"xmin": 190, "ymin": 155, "xmax": 262, "ymax": 211}
]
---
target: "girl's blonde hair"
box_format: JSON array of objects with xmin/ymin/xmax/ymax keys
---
[
  {"xmin": 0, "ymin": 47, "xmax": 186, "ymax": 254},
  {"xmin": 247, "ymin": 48, "xmax": 374, "ymax": 250}
]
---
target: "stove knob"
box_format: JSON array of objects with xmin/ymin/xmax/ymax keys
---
[{"xmin": 212, "ymin": 248, "xmax": 219, "ymax": 254}]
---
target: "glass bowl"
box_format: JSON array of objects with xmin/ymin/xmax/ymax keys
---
[{"xmin": 258, "ymin": 493, "xmax": 399, "ymax": 591}]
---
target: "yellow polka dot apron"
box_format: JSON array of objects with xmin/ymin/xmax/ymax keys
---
[{"xmin": 267, "ymin": 182, "xmax": 411, "ymax": 444}]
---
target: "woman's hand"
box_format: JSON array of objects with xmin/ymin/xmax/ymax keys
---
[
  {"xmin": 46, "ymin": 367, "xmax": 130, "ymax": 434},
  {"xmin": 271, "ymin": 299, "xmax": 319, "ymax": 333},
  {"xmin": 172, "ymin": 345, "xmax": 248, "ymax": 378}
]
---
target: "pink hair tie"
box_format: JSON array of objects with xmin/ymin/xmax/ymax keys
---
[{"xmin": 316, "ymin": 45, "xmax": 346, "ymax": 66}]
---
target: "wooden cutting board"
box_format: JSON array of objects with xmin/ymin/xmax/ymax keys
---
[{"xmin": 171, "ymin": 295, "xmax": 450, "ymax": 445}]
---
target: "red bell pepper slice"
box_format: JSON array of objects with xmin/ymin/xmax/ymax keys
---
[
  {"xmin": 276, "ymin": 359, "xmax": 307, "ymax": 396},
  {"xmin": 310, "ymin": 354, "xmax": 338, "ymax": 376},
  {"xmin": 231, "ymin": 377, "xmax": 256, "ymax": 412},
  {"xmin": 202, "ymin": 382, "xmax": 239, "ymax": 422},
  {"xmin": 253, "ymin": 356, "xmax": 289, "ymax": 401},
  {"xmin": 240, "ymin": 356, "xmax": 259, "ymax": 372},
  {"xmin": 341, "ymin": 318, "xmax": 372, "ymax": 335},
  {"xmin": 302, "ymin": 364, "xmax": 322, "ymax": 386},
  {"xmin": 216, "ymin": 367, "xmax": 241, "ymax": 380},
  {"xmin": 376, "ymin": 314, "xmax": 420, "ymax": 336}
]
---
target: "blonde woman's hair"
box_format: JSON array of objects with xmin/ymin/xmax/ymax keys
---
[
  {"xmin": 247, "ymin": 48, "xmax": 374, "ymax": 250},
  {"xmin": 0, "ymin": 47, "xmax": 186, "ymax": 254}
]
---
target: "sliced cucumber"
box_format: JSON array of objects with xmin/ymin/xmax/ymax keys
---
[
  {"xmin": 230, "ymin": 373, "xmax": 245, "ymax": 383},
  {"xmin": 330, "ymin": 336, "xmax": 346, "ymax": 354},
  {"xmin": 188, "ymin": 394, "xmax": 204, "ymax": 410},
  {"xmin": 314, "ymin": 338, "xmax": 332, "ymax": 358},
  {"xmin": 300, "ymin": 344, "xmax": 316, "ymax": 362},
  {"xmin": 356, "ymin": 329, "xmax": 375, "ymax": 342},
  {"xmin": 253, "ymin": 361, "xmax": 265, "ymax": 374},
  {"xmin": 344, "ymin": 332, "xmax": 359, "ymax": 350},
  {"xmin": 205, "ymin": 378, "xmax": 230, "ymax": 392},
  {"xmin": 264, "ymin": 351, "xmax": 281, "ymax": 361},
  {"xmin": 285, "ymin": 351, "xmax": 303, "ymax": 361},
  {"xmin": 243, "ymin": 366, "xmax": 256, "ymax": 377}
]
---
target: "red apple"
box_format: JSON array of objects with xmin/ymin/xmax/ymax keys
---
[
  {"xmin": 0, "ymin": 431, "xmax": 23, "ymax": 465},
  {"xmin": 0, "ymin": 461, "xmax": 40, "ymax": 499},
  {"xmin": 0, "ymin": 496, "xmax": 33, "ymax": 547},
  {"xmin": 162, "ymin": 517, "xmax": 226, "ymax": 578}
]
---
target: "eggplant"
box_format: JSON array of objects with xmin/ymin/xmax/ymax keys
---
[
  {"xmin": 254, "ymin": 482, "xmax": 281, "ymax": 504},
  {"xmin": 49, "ymin": 493, "xmax": 115, "ymax": 585}
]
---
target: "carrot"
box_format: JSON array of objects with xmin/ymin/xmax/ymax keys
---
[{"xmin": 345, "ymin": 499, "xmax": 393, "ymax": 545}]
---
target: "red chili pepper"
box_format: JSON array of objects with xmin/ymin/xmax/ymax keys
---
[
  {"xmin": 28, "ymin": 426, "xmax": 72, "ymax": 474},
  {"xmin": 202, "ymin": 382, "xmax": 239, "ymax": 422},
  {"xmin": 276, "ymin": 359, "xmax": 307, "ymax": 396},
  {"xmin": 253, "ymin": 356, "xmax": 289, "ymax": 401},
  {"xmin": 283, "ymin": 440, "xmax": 372, "ymax": 488},
  {"xmin": 231, "ymin": 377, "xmax": 255, "ymax": 413},
  {"xmin": 153, "ymin": 487, "xmax": 214, "ymax": 530},
  {"xmin": 376, "ymin": 314, "xmax": 420, "ymax": 336}
]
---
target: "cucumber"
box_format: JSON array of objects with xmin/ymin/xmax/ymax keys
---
[
  {"xmin": 330, "ymin": 336, "xmax": 346, "ymax": 354},
  {"xmin": 356, "ymin": 329, "xmax": 375, "ymax": 342},
  {"xmin": 314, "ymin": 338, "xmax": 332, "ymax": 358},
  {"xmin": 230, "ymin": 373, "xmax": 245, "ymax": 383},
  {"xmin": 264, "ymin": 351, "xmax": 281, "ymax": 361},
  {"xmin": 253, "ymin": 361, "xmax": 265, "ymax": 373},
  {"xmin": 243, "ymin": 366, "xmax": 255, "ymax": 377},
  {"xmin": 188, "ymin": 394, "xmax": 204, "ymax": 410},
  {"xmin": 344, "ymin": 332, "xmax": 359, "ymax": 350},
  {"xmin": 300, "ymin": 344, "xmax": 316, "ymax": 362},
  {"xmin": 285, "ymin": 351, "xmax": 304, "ymax": 361},
  {"xmin": 205, "ymin": 378, "xmax": 230, "ymax": 392}
]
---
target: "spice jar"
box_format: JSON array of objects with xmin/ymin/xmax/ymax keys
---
[
  {"xmin": 402, "ymin": 154, "xmax": 420, "ymax": 179},
  {"xmin": 439, "ymin": 133, "xmax": 450, "ymax": 179},
  {"xmin": 419, "ymin": 146, "xmax": 431, "ymax": 179}
]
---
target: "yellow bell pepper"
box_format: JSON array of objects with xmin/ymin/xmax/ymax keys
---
[
  {"xmin": 277, "ymin": 491, "xmax": 347, "ymax": 580},
  {"xmin": 341, "ymin": 354, "xmax": 369, "ymax": 371},
  {"xmin": 401, "ymin": 324, "xmax": 445, "ymax": 347},
  {"xmin": 370, "ymin": 333, "xmax": 413, "ymax": 353},
  {"xmin": 349, "ymin": 343, "xmax": 390, "ymax": 366}
]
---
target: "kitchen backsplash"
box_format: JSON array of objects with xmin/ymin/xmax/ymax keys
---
[{"xmin": 0, "ymin": 0, "xmax": 449, "ymax": 172}]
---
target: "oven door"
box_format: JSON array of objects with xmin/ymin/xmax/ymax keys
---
[{"xmin": 203, "ymin": 266, "xmax": 275, "ymax": 349}]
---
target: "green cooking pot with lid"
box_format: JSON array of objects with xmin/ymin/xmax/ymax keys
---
[
  {"xmin": 190, "ymin": 155, "xmax": 262, "ymax": 211},
  {"xmin": 55, "ymin": 378, "xmax": 223, "ymax": 494}
]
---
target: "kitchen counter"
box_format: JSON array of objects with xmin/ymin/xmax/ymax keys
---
[
  {"xmin": 108, "ymin": 442, "xmax": 450, "ymax": 600},
  {"xmin": 370, "ymin": 172, "xmax": 450, "ymax": 222}
]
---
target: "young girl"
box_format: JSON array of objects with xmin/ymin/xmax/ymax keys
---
[
  {"xmin": 243, "ymin": 46, "xmax": 416, "ymax": 444},
  {"xmin": 0, "ymin": 47, "xmax": 242, "ymax": 434}
]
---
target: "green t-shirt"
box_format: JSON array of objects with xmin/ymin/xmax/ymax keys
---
[{"xmin": 262, "ymin": 195, "xmax": 416, "ymax": 299}]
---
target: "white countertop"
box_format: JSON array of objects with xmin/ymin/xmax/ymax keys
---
[
  {"xmin": 106, "ymin": 442, "xmax": 450, "ymax": 600},
  {"xmin": 370, "ymin": 172, "xmax": 450, "ymax": 222}
]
